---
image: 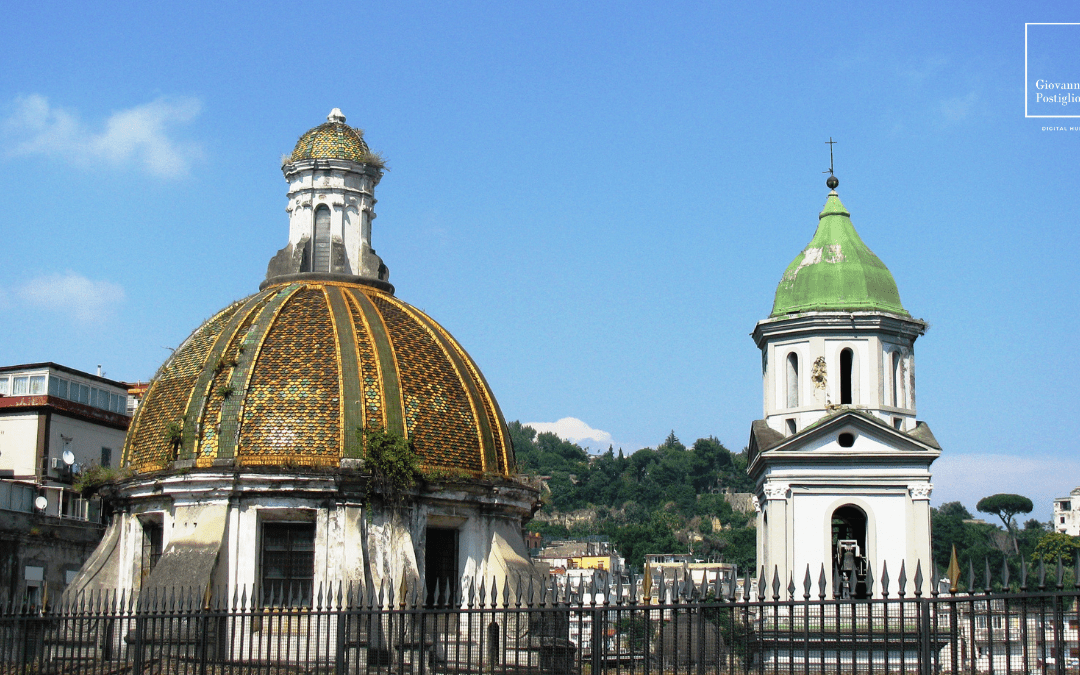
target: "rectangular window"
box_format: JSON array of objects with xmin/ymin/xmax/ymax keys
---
[
  {"xmin": 1061, "ymin": 501, "xmax": 1071, "ymax": 511},
  {"xmin": 29, "ymin": 375, "xmax": 46, "ymax": 395},
  {"xmin": 12, "ymin": 376, "xmax": 29, "ymax": 396},
  {"xmin": 78, "ymin": 384, "xmax": 89, "ymax": 405},
  {"xmin": 0, "ymin": 376, "xmax": 8, "ymax": 395},
  {"xmin": 101, "ymin": 448, "xmax": 112, "ymax": 468},
  {"xmin": 141, "ymin": 522, "xmax": 163, "ymax": 582},
  {"xmin": 261, "ymin": 522, "xmax": 315, "ymax": 606}
]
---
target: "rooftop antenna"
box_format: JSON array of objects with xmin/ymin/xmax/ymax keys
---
[{"xmin": 823, "ymin": 137, "xmax": 839, "ymax": 190}]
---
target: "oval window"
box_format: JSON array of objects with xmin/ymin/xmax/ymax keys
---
[{"xmin": 838, "ymin": 432, "xmax": 855, "ymax": 447}]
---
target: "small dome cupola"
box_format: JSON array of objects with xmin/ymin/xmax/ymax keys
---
[
  {"xmin": 266, "ymin": 109, "xmax": 391, "ymax": 291},
  {"xmin": 770, "ymin": 176, "xmax": 907, "ymax": 317}
]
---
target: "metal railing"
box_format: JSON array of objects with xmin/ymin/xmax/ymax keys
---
[{"xmin": 2, "ymin": 558, "xmax": 1079, "ymax": 674}]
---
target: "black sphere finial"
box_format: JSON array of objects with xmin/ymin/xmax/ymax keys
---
[{"xmin": 826, "ymin": 175, "xmax": 839, "ymax": 190}]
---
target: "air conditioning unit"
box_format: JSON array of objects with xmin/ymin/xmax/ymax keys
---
[{"xmin": 50, "ymin": 458, "xmax": 65, "ymax": 471}]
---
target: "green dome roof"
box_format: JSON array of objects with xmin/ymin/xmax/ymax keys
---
[
  {"xmin": 771, "ymin": 191, "xmax": 907, "ymax": 317},
  {"xmin": 287, "ymin": 109, "xmax": 376, "ymax": 164}
]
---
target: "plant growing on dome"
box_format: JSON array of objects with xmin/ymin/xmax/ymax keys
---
[
  {"xmin": 359, "ymin": 426, "xmax": 421, "ymax": 502},
  {"xmin": 216, "ymin": 384, "xmax": 235, "ymax": 398},
  {"xmin": 361, "ymin": 151, "xmax": 387, "ymax": 171},
  {"xmin": 164, "ymin": 420, "xmax": 184, "ymax": 447}
]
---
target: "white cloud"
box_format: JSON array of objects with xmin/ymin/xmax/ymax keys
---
[
  {"xmin": 12, "ymin": 272, "xmax": 125, "ymax": 323},
  {"xmin": 525, "ymin": 417, "xmax": 614, "ymax": 451},
  {"xmin": 2, "ymin": 94, "xmax": 203, "ymax": 177},
  {"xmin": 931, "ymin": 453, "xmax": 1080, "ymax": 520}
]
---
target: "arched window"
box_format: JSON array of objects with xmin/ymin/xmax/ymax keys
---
[
  {"xmin": 892, "ymin": 352, "xmax": 904, "ymax": 408},
  {"xmin": 840, "ymin": 348, "xmax": 854, "ymax": 405},
  {"xmin": 313, "ymin": 206, "xmax": 332, "ymax": 273},
  {"xmin": 785, "ymin": 352, "xmax": 799, "ymax": 408}
]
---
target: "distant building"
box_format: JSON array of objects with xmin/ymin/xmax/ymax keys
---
[
  {"xmin": 643, "ymin": 553, "xmax": 737, "ymax": 600},
  {"xmin": 0, "ymin": 362, "xmax": 130, "ymax": 600},
  {"xmin": 0, "ymin": 363, "xmax": 130, "ymax": 481},
  {"xmin": 1054, "ymin": 488, "xmax": 1080, "ymax": 536}
]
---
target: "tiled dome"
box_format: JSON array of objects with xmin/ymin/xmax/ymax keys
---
[
  {"xmin": 122, "ymin": 280, "xmax": 514, "ymax": 476},
  {"xmin": 287, "ymin": 109, "xmax": 374, "ymax": 164}
]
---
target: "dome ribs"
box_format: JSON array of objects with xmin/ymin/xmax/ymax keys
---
[
  {"xmin": 216, "ymin": 284, "xmax": 302, "ymax": 462},
  {"xmin": 421, "ymin": 315, "xmax": 514, "ymax": 474},
  {"xmin": 324, "ymin": 287, "xmax": 358, "ymax": 458},
  {"xmin": 123, "ymin": 302, "xmax": 246, "ymax": 472},
  {"xmin": 178, "ymin": 292, "xmax": 270, "ymax": 464},
  {"xmin": 401, "ymin": 302, "xmax": 502, "ymax": 474},
  {"xmin": 192, "ymin": 291, "xmax": 275, "ymax": 465},
  {"xmin": 121, "ymin": 280, "xmax": 512, "ymax": 477},
  {"xmin": 238, "ymin": 286, "xmax": 341, "ymax": 466},
  {"xmin": 342, "ymin": 288, "xmax": 387, "ymax": 433},
  {"xmin": 370, "ymin": 294, "xmax": 484, "ymax": 474},
  {"xmin": 348, "ymin": 289, "xmax": 406, "ymax": 438}
]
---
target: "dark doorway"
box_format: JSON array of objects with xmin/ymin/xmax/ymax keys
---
[
  {"xmin": 831, "ymin": 505, "xmax": 868, "ymax": 598},
  {"xmin": 426, "ymin": 528, "xmax": 459, "ymax": 606}
]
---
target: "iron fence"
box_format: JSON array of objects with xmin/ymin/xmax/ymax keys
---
[{"xmin": 2, "ymin": 557, "xmax": 1079, "ymax": 674}]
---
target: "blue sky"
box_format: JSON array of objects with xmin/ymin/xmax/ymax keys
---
[{"xmin": 1, "ymin": 1, "xmax": 1078, "ymax": 518}]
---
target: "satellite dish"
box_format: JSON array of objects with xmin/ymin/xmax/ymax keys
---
[
  {"xmin": 35, "ymin": 495, "xmax": 48, "ymax": 510},
  {"xmin": 62, "ymin": 450, "xmax": 75, "ymax": 466}
]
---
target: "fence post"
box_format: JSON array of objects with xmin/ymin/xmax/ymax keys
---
[
  {"xmin": 335, "ymin": 602, "xmax": 347, "ymax": 675},
  {"xmin": 919, "ymin": 596, "xmax": 932, "ymax": 675}
]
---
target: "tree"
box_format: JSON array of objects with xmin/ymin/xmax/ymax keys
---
[
  {"xmin": 1032, "ymin": 532, "xmax": 1080, "ymax": 564},
  {"xmin": 977, "ymin": 494, "xmax": 1033, "ymax": 554}
]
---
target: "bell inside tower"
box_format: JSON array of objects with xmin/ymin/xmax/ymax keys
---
[{"xmin": 831, "ymin": 505, "xmax": 868, "ymax": 598}]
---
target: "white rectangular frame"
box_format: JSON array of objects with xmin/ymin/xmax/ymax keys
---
[{"xmin": 1025, "ymin": 23, "xmax": 1080, "ymax": 118}]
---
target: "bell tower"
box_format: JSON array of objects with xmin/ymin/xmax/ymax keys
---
[{"xmin": 747, "ymin": 169, "xmax": 940, "ymax": 598}]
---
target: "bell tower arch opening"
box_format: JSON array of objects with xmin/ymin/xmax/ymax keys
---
[
  {"xmin": 313, "ymin": 205, "xmax": 332, "ymax": 273},
  {"xmin": 831, "ymin": 505, "xmax": 868, "ymax": 598},
  {"xmin": 839, "ymin": 348, "xmax": 854, "ymax": 405},
  {"xmin": 785, "ymin": 352, "xmax": 799, "ymax": 408}
]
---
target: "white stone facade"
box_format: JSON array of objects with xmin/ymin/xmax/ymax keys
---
[
  {"xmin": 74, "ymin": 471, "xmax": 540, "ymax": 604},
  {"xmin": 753, "ymin": 311, "xmax": 926, "ymax": 438},
  {"xmin": 281, "ymin": 157, "xmax": 385, "ymax": 279},
  {"xmin": 749, "ymin": 313, "xmax": 940, "ymax": 598},
  {"xmin": 1053, "ymin": 487, "xmax": 1080, "ymax": 536}
]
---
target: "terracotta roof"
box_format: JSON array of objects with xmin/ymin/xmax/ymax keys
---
[{"xmin": 122, "ymin": 280, "xmax": 514, "ymax": 476}]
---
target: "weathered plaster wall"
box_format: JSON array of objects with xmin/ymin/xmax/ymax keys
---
[{"xmin": 0, "ymin": 509, "xmax": 104, "ymax": 599}]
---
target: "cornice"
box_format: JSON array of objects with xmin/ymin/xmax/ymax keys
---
[{"xmin": 752, "ymin": 311, "xmax": 928, "ymax": 348}]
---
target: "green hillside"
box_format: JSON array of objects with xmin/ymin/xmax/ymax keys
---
[{"xmin": 509, "ymin": 421, "xmax": 756, "ymax": 570}]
